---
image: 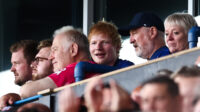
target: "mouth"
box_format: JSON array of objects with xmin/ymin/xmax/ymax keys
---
[
  {"xmin": 13, "ymin": 72, "xmax": 18, "ymax": 77},
  {"xmin": 167, "ymin": 42, "xmax": 176, "ymax": 47},
  {"xmin": 133, "ymin": 44, "xmax": 138, "ymax": 48},
  {"xmin": 95, "ymin": 53, "xmax": 105, "ymax": 58},
  {"xmin": 52, "ymin": 60, "xmax": 57, "ymax": 65},
  {"xmin": 32, "ymin": 69, "xmax": 37, "ymax": 74}
]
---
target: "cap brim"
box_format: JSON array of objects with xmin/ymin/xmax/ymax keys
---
[{"xmin": 118, "ymin": 25, "xmax": 140, "ymax": 36}]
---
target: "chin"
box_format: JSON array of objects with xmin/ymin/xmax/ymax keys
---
[
  {"xmin": 170, "ymin": 49, "xmax": 177, "ymax": 53},
  {"xmin": 53, "ymin": 68, "xmax": 59, "ymax": 72},
  {"xmin": 96, "ymin": 61, "xmax": 104, "ymax": 65}
]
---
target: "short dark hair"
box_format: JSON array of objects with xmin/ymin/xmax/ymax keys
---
[
  {"xmin": 37, "ymin": 39, "xmax": 52, "ymax": 50},
  {"xmin": 10, "ymin": 40, "xmax": 38, "ymax": 64},
  {"xmin": 142, "ymin": 76, "xmax": 179, "ymax": 97},
  {"xmin": 171, "ymin": 65, "xmax": 200, "ymax": 78}
]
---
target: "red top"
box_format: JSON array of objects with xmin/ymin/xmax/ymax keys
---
[{"xmin": 48, "ymin": 61, "xmax": 96, "ymax": 87}]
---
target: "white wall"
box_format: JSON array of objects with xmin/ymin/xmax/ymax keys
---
[{"xmin": 0, "ymin": 70, "xmax": 20, "ymax": 97}]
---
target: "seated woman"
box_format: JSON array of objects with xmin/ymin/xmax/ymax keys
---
[
  {"xmin": 75, "ymin": 21, "xmax": 134, "ymax": 81},
  {"xmin": 164, "ymin": 12, "xmax": 198, "ymax": 53}
]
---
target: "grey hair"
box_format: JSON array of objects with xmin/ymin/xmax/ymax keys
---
[
  {"xmin": 53, "ymin": 26, "xmax": 75, "ymax": 38},
  {"xmin": 52, "ymin": 25, "xmax": 90, "ymax": 58},
  {"xmin": 164, "ymin": 12, "xmax": 198, "ymax": 34}
]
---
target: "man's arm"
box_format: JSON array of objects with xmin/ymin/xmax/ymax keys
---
[{"xmin": 20, "ymin": 77, "xmax": 57, "ymax": 99}]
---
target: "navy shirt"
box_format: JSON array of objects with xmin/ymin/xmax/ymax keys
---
[
  {"xmin": 114, "ymin": 59, "xmax": 134, "ymax": 68},
  {"xmin": 150, "ymin": 46, "xmax": 170, "ymax": 60}
]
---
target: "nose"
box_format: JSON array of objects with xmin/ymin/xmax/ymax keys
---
[
  {"xmin": 130, "ymin": 35, "xmax": 135, "ymax": 44},
  {"xmin": 10, "ymin": 64, "xmax": 16, "ymax": 72},
  {"xmin": 49, "ymin": 51, "xmax": 54, "ymax": 60},
  {"xmin": 96, "ymin": 42, "xmax": 103, "ymax": 50},
  {"xmin": 166, "ymin": 33, "xmax": 174, "ymax": 41},
  {"xmin": 30, "ymin": 60, "xmax": 37, "ymax": 69},
  {"xmin": 146, "ymin": 100, "xmax": 156, "ymax": 111}
]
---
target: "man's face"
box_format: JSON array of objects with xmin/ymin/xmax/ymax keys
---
[
  {"xmin": 130, "ymin": 27, "xmax": 154, "ymax": 59},
  {"xmin": 50, "ymin": 34, "xmax": 73, "ymax": 72},
  {"xmin": 165, "ymin": 24, "xmax": 188, "ymax": 53},
  {"xmin": 140, "ymin": 83, "xmax": 180, "ymax": 112},
  {"xmin": 89, "ymin": 33, "xmax": 118, "ymax": 66},
  {"xmin": 11, "ymin": 49, "xmax": 32, "ymax": 86},
  {"xmin": 31, "ymin": 47, "xmax": 53, "ymax": 80},
  {"xmin": 174, "ymin": 76, "xmax": 200, "ymax": 112}
]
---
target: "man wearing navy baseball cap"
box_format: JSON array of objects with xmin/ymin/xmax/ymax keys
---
[{"xmin": 118, "ymin": 12, "xmax": 170, "ymax": 60}]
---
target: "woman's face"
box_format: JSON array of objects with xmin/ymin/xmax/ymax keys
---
[{"xmin": 165, "ymin": 24, "xmax": 188, "ymax": 53}]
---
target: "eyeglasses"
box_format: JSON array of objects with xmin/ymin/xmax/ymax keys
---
[{"xmin": 34, "ymin": 57, "xmax": 48, "ymax": 63}]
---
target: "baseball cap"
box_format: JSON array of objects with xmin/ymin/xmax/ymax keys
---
[{"xmin": 118, "ymin": 12, "xmax": 165, "ymax": 36}]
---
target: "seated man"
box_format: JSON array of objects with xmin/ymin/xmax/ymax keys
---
[
  {"xmin": 118, "ymin": 12, "xmax": 170, "ymax": 60},
  {"xmin": 10, "ymin": 40, "xmax": 38, "ymax": 86},
  {"xmin": 88, "ymin": 21, "xmax": 134, "ymax": 66},
  {"xmin": 20, "ymin": 26, "xmax": 96, "ymax": 98},
  {"xmin": 171, "ymin": 66, "xmax": 200, "ymax": 112},
  {"xmin": 74, "ymin": 21, "xmax": 134, "ymax": 81},
  {"xmin": 31, "ymin": 39, "xmax": 53, "ymax": 80},
  {"xmin": 140, "ymin": 76, "xmax": 182, "ymax": 112},
  {"xmin": 0, "ymin": 39, "xmax": 52, "ymax": 110},
  {"xmin": 0, "ymin": 40, "xmax": 38, "ymax": 111},
  {"xmin": 0, "ymin": 26, "xmax": 96, "ymax": 110}
]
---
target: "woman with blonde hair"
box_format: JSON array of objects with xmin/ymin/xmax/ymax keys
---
[{"xmin": 164, "ymin": 12, "xmax": 198, "ymax": 53}]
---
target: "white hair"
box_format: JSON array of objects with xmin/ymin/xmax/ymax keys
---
[{"xmin": 53, "ymin": 26, "xmax": 74, "ymax": 38}]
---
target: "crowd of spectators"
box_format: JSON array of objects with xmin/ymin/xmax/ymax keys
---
[{"xmin": 0, "ymin": 11, "xmax": 199, "ymax": 112}]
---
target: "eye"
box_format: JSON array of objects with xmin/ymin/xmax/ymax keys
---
[
  {"xmin": 90, "ymin": 41, "xmax": 96, "ymax": 45},
  {"xmin": 142, "ymin": 98, "xmax": 149, "ymax": 104},
  {"xmin": 130, "ymin": 31, "xmax": 136, "ymax": 36},
  {"xmin": 103, "ymin": 41, "xmax": 110, "ymax": 44},
  {"xmin": 165, "ymin": 33, "xmax": 168, "ymax": 37},
  {"xmin": 51, "ymin": 47, "xmax": 57, "ymax": 52},
  {"xmin": 38, "ymin": 58, "xmax": 44, "ymax": 62},
  {"xmin": 35, "ymin": 57, "xmax": 48, "ymax": 62},
  {"xmin": 13, "ymin": 61, "xmax": 20, "ymax": 65},
  {"xmin": 173, "ymin": 31, "xmax": 179, "ymax": 35}
]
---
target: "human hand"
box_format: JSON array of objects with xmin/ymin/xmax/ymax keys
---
[
  {"xmin": 0, "ymin": 93, "xmax": 21, "ymax": 110},
  {"xmin": 58, "ymin": 87, "xmax": 80, "ymax": 112},
  {"xmin": 84, "ymin": 77, "xmax": 104, "ymax": 112},
  {"xmin": 109, "ymin": 80, "xmax": 136, "ymax": 112},
  {"xmin": 131, "ymin": 86, "xmax": 142, "ymax": 105}
]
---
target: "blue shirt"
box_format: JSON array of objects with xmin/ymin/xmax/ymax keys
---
[
  {"xmin": 114, "ymin": 59, "xmax": 134, "ymax": 68},
  {"xmin": 150, "ymin": 46, "xmax": 170, "ymax": 60},
  {"xmin": 74, "ymin": 59, "xmax": 134, "ymax": 82}
]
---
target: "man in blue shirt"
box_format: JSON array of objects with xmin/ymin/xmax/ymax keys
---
[{"xmin": 119, "ymin": 12, "xmax": 170, "ymax": 60}]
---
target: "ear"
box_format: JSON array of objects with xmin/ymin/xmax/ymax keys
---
[
  {"xmin": 116, "ymin": 45, "xmax": 121, "ymax": 54},
  {"xmin": 149, "ymin": 26, "xmax": 158, "ymax": 40},
  {"xmin": 70, "ymin": 43, "xmax": 78, "ymax": 57}
]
